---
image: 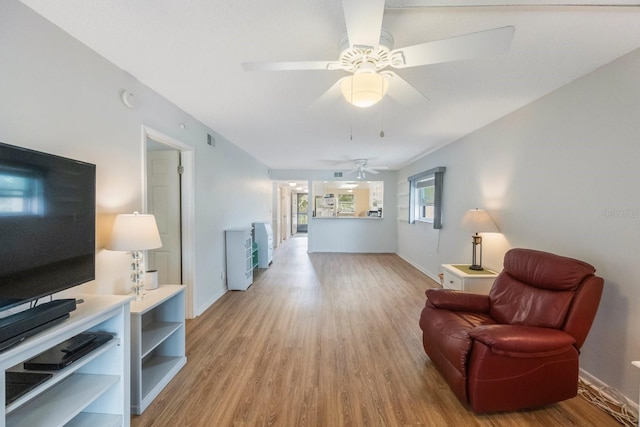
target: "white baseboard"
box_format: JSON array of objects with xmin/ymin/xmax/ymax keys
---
[
  {"xmin": 580, "ymin": 368, "xmax": 638, "ymax": 411},
  {"xmin": 395, "ymin": 252, "xmax": 441, "ymax": 284},
  {"xmin": 194, "ymin": 288, "xmax": 227, "ymax": 317},
  {"xmin": 578, "ymin": 369, "xmax": 638, "ymax": 426}
]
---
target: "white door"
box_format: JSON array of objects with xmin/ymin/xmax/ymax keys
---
[
  {"xmin": 147, "ymin": 149, "xmax": 181, "ymax": 285},
  {"xmin": 291, "ymin": 192, "xmax": 297, "ymax": 236}
]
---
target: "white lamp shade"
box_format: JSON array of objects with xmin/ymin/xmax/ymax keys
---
[
  {"xmin": 107, "ymin": 212, "xmax": 162, "ymax": 251},
  {"xmin": 461, "ymin": 209, "xmax": 500, "ymax": 233},
  {"xmin": 341, "ymin": 72, "xmax": 389, "ymax": 108}
]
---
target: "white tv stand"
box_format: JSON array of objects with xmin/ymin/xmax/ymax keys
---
[{"xmin": 0, "ymin": 294, "xmax": 132, "ymax": 427}]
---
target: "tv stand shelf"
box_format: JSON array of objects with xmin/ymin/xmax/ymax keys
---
[
  {"xmin": 0, "ymin": 294, "xmax": 132, "ymax": 427},
  {"xmin": 130, "ymin": 285, "xmax": 186, "ymax": 415}
]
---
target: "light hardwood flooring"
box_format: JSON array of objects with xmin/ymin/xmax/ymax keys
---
[{"xmin": 132, "ymin": 234, "xmax": 619, "ymax": 426}]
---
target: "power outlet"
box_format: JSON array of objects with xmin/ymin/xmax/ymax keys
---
[{"xmin": 220, "ymin": 271, "xmax": 225, "ymax": 281}]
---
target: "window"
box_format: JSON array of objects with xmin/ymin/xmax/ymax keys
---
[
  {"xmin": 337, "ymin": 193, "xmax": 355, "ymax": 214},
  {"xmin": 417, "ymin": 177, "xmax": 435, "ymax": 221},
  {"xmin": 408, "ymin": 167, "xmax": 445, "ymax": 228}
]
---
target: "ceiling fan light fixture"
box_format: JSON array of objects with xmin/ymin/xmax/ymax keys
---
[{"xmin": 340, "ymin": 72, "xmax": 389, "ymax": 108}]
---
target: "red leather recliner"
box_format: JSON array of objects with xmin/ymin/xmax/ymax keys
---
[{"xmin": 419, "ymin": 248, "xmax": 604, "ymax": 412}]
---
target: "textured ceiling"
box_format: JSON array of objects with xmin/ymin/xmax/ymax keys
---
[{"xmin": 20, "ymin": 0, "xmax": 640, "ymax": 170}]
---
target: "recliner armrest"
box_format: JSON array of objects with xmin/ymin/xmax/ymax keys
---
[
  {"xmin": 469, "ymin": 324, "xmax": 576, "ymax": 358},
  {"xmin": 426, "ymin": 289, "xmax": 490, "ymax": 314}
]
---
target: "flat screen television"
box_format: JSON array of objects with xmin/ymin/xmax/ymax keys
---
[{"xmin": 0, "ymin": 142, "xmax": 96, "ymax": 311}]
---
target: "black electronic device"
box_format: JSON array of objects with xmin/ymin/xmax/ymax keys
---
[
  {"xmin": 0, "ymin": 299, "xmax": 77, "ymax": 351},
  {"xmin": 0, "ymin": 142, "xmax": 95, "ymax": 350},
  {"xmin": 5, "ymin": 371, "xmax": 53, "ymax": 405},
  {"xmin": 24, "ymin": 332, "xmax": 113, "ymax": 371},
  {"xmin": 0, "ymin": 142, "xmax": 96, "ymax": 311}
]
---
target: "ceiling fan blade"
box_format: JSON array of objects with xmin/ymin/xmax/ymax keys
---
[
  {"xmin": 363, "ymin": 168, "xmax": 380, "ymax": 174},
  {"xmin": 242, "ymin": 60, "xmax": 340, "ymax": 71},
  {"xmin": 390, "ymin": 26, "xmax": 515, "ymax": 69},
  {"xmin": 386, "ymin": 0, "xmax": 640, "ymax": 7},
  {"xmin": 342, "ymin": 0, "xmax": 386, "ymax": 49},
  {"xmin": 308, "ymin": 78, "xmax": 346, "ymax": 111},
  {"xmin": 383, "ymin": 71, "xmax": 429, "ymax": 107}
]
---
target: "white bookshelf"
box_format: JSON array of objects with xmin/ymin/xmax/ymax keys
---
[
  {"xmin": 225, "ymin": 228, "xmax": 254, "ymax": 290},
  {"xmin": 130, "ymin": 285, "xmax": 186, "ymax": 415},
  {"xmin": 396, "ymin": 180, "xmax": 409, "ymax": 223},
  {"xmin": 0, "ymin": 294, "xmax": 132, "ymax": 427}
]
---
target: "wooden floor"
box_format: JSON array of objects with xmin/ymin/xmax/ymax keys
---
[{"xmin": 132, "ymin": 235, "xmax": 619, "ymax": 426}]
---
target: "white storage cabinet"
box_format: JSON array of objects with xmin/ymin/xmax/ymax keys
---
[
  {"xmin": 130, "ymin": 285, "xmax": 186, "ymax": 415},
  {"xmin": 253, "ymin": 222, "xmax": 273, "ymax": 268},
  {"xmin": 0, "ymin": 294, "xmax": 131, "ymax": 427},
  {"xmin": 225, "ymin": 228, "xmax": 254, "ymax": 291}
]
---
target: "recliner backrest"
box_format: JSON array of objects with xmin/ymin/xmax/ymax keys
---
[{"xmin": 489, "ymin": 249, "xmax": 599, "ymax": 331}]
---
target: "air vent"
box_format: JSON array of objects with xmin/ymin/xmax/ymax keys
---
[{"xmin": 334, "ymin": 172, "xmax": 343, "ymax": 177}]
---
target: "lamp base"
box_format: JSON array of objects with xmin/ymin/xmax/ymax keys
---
[
  {"xmin": 130, "ymin": 250, "xmax": 146, "ymax": 301},
  {"xmin": 470, "ymin": 234, "xmax": 484, "ymax": 272},
  {"xmin": 132, "ymin": 284, "xmax": 145, "ymax": 301}
]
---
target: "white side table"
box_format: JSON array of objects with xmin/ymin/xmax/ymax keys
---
[{"xmin": 441, "ymin": 264, "xmax": 498, "ymax": 294}]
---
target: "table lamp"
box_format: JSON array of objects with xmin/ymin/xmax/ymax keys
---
[
  {"xmin": 107, "ymin": 211, "xmax": 162, "ymax": 299},
  {"xmin": 460, "ymin": 208, "xmax": 499, "ymax": 271}
]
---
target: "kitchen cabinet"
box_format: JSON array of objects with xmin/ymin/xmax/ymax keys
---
[{"xmin": 315, "ymin": 196, "xmax": 336, "ymax": 217}]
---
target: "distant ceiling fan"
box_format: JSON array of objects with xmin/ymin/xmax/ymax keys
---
[
  {"xmin": 344, "ymin": 159, "xmax": 388, "ymax": 179},
  {"xmin": 242, "ymin": 0, "xmax": 515, "ymax": 108}
]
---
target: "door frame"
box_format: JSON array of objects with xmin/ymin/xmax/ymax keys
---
[
  {"xmin": 142, "ymin": 126, "xmax": 196, "ymax": 319},
  {"xmin": 290, "ymin": 191, "xmax": 297, "ymax": 236},
  {"xmin": 296, "ymin": 192, "xmax": 308, "ymax": 233}
]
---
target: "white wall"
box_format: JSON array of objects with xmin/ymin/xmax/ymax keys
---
[
  {"xmin": 270, "ymin": 170, "xmax": 397, "ymax": 253},
  {"xmin": 0, "ymin": 2, "xmax": 272, "ymax": 317},
  {"xmin": 397, "ymin": 47, "xmax": 640, "ymax": 402}
]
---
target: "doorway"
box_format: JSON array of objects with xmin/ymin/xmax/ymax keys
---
[
  {"xmin": 143, "ymin": 126, "xmax": 195, "ymax": 318},
  {"xmin": 146, "ymin": 142, "xmax": 182, "ymax": 285},
  {"xmin": 296, "ymin": 193, "xmax": 308, "ymax": 233},
  {"xmin": 274, "ymin": 181, "xmax": 309, "ymax": 250}
]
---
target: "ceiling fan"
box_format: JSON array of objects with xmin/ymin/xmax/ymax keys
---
[
  {"xmin": 344, "ymin": 159, "xmax": 388, "ymax": 179},
  {"xmin": 242, "ymin": 0, "xmax": 515, "ymax": 108}
]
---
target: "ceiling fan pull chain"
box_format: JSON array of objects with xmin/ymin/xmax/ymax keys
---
[
  {"xmin": 349, "ymin": 107, "xmax": 353, "ymax": 141},
  {"xmin": 380, "ymin": 76, "xmax": 385, "ymax": 138},
  {"xmin": 350, "ymin": 81, "xmax": 354, "ymax": 141}
]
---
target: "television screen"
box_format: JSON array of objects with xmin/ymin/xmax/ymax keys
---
[{"xmin": 0, "ymin": 142, "xmax": 95, "ymax": 310}]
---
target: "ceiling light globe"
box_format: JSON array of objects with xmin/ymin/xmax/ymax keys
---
[{"xmin": 341, "ymin": 73, "xmax": 389, "ymax": 108}]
